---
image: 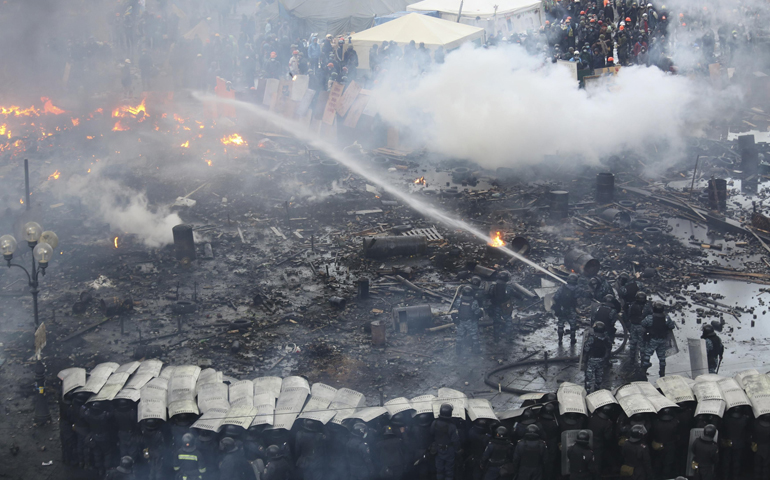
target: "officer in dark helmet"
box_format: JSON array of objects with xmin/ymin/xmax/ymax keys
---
[
  {"xmin": 219, "ymin": 436, "xmax": 252, "ymax": 479},
  {"xmin": 173, "ymin": 433, "xmax": 206, "ymax": 480},
  {"xmin": 467, "ymin": 418, "xmax": 492, "ymax": 480},
  {"xmin": 627, "ymin": 291, "xmax": 652, "ymax": 367},
  {"xmin": 650, "ymin": 406, "xmax": 679, "ymax": 478},
  {"xmin": 347, "ymin": 422, "xmax": 375, "ymax": 480},
  {"xmin": 480, "ymin": 426, "xmax": 514, "ymax": 480},
  {"xmin": 105, "ymin": 456, "xmax": 135, "ymax": 480},
  {"xmin": 377, "ymin": 425, "xmax": 406, "ymax": 479},
  {"xmin": 588, "ymin": 404, "xmax": 614, "ymax": 475},
  {"xmin": 567, "ymin": 430, "xmax": 596, "ymax": 480},
  {"xmin": 454, "ymin": 285, "xmax": 482, "ymax": 354},
  {"xmin": 294, "ymin": 419, "xmax": 327, "ymax": 480},
  {"xmin": 691, "ymin": 425, "xmax": 719, "ymax": 480},
  {"xmin": 592, "ymin": 294, "xmax": 619, "ymax": 342},
  {"xmin": 511, "ymin": 424, "xmax": 547, "ymax": 480},
  {"xmin": 139, "ymin": 418, "xmax": 166, "ymax": 480},
  {"xmin": 752, "ymin": 413, "xmax": 770, "ymax": 480},
  {"xmin": 553, "ymin": 274, "xmax": 580, "ymax": 345},
  {"xmin": 721, "ymin": 405, "xmax": 750, "ymax": 480},
  {"xmin": 621, "ymin": 424, "xmax": 652, "ymax": 480},
  {"xmin": 641, "ymin": 301, "xmax": 676, "ymax": 377},
  {"xmin": 701, "ymin": 324, "xmax": 724, "ymax": 373},
  {"xmin": 583, "ymin": 321, "xmax": 611, "ymax": 393},
  {"xmin": 431, "ymin": 403, "xmax": 461, "ymax": 480},
  {"xmin": 488, "ymin": 271, "xmax": 515, "ymax": 343},
  {"xmin": 617, "ymin": 273, "xmax": 640, "ymax": 317},
  {"xmin": 262, "ymin": 444, "xmax": 294, "ymax": 480}
]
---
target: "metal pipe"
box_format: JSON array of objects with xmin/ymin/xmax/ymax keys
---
[
  {"xmin": 362, "ymin": 236, "xmax": 427, "ymax": 259},
  {"xmin": 24, "ymin": 159, "xmax": 30, "ymax": 210}
]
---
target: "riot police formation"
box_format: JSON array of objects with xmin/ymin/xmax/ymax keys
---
[
  {"xmin": 583, "ymin": 321, "xmax": 611, "ymax": 393},
  {"xmin": 553, "ymin": 274, "xmax": 581, "ymax": 345},
  {"xmin": 487, "ymin": 272, "xmax": 515, "ymax": 343},
  {"xmin": 691, "ymin": 424, "xmax": 719, "ymax": 480},
  {"xmin": 651, "ymin": 407, "xmax": 679, "ymax": 479},
  {"xmin": 262, "ymin": 444, "xmax": 294, "ymax": 480},
  {"xmin": 567, "ymin": 430, "xmax": 596, "ymax": 480},
  {"xmin": 640, "ymin": 302, "xmax": 676, "ymax": 377},
  {"xmin": 480, "ymin": 426, "xmax": 514, "ymax": 480},
  {"xmin": 455, "ymin": 286, "xmax": 482, "ymax": 354},
  {"xmin": 627, "ymin": 291, "xmax": 653, "ymax": 367},
  {"xmin": 219, "ymin": 436, "xmax": 253, "ymax": 480},
  {"xmin": 702, "ymin": 323, "xmax": 725, "ymax": 374}
]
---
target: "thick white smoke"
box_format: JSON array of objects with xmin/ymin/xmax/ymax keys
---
[
  {"xmin": 373, "ymin": 44, "xmax": 729, "ymax": 169},
  {"xmin": 67, "ymin": 173, "xmax": 181, "ymax": 248}
]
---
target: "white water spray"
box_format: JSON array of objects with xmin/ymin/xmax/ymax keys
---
[{"xmin": 200, "ymin": 94, "xmax": 566, "ymax": 285}]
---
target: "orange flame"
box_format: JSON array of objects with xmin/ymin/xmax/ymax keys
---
[
  {"xmin": 112, "ymin": 121, "xmax": 129, "ymax": 132},
  {"xmin": 414, "ymin": 176, "xmax": 425, "ymax": 185},
  {"xmin": 221, "ymin": 133, "xmax": 246, "ymax": 146},
  {"xmin": 0, "ymin": 124, "xmax": 10, "ymax": 138},
  {"xmin": 48, "ymin": 170, "xmax": 61, "ymax": 180},
  {"xmin": 173, "ymin": 113, "xmax": 185, "ymax": 124},
  {"xmin": 112, "ymin": 98, "xmax": 147, "ymax": 119},
  {"xmin": 20, "ymin": 198, "xmax": 23, "ymax": 204},
  {"xmin": 206, "ymin": 159, "xmax": 212, "ymax": 166},
  {"xmin": 114, "ymin": 236, "xmax": 119, "ymax": 249},
  {"xmin": 41, "ymin": 97, "xmax": 65, "ymax": 115},
  {"xmin": 71, "ymin": 117, "xmax": 79, "ymax": 126},
  {"xmin": 180, "ymin": 141, "xmax": 189, "ymax": 148},
  {"xmin": 489, "ymin": 232, "xmax": 505, "ymax": 248}
]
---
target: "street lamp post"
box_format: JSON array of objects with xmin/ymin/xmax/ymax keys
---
[{"xmin": 0, "ymin": 222, "xmax": 58, "ymax": 327}]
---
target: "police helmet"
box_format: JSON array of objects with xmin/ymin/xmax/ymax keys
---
[
  {"xmin": 702, "ymin": 324, "xmax": 715, "ymax": 336},
  {"xmin": 525, "ymin": 424, "xmax": 541, "ymax": 439},
  {"xmin": 522, "ymin": 407, "xmax": 536, "ymax": 420},
  {"xmin": 383, "ymin": 425, "xmax": 396, "ymax": 436},
  {"xmin": 567, "ymin": 274, "xmax": 579, "ymax": 285},
  {"xmin": 220, "ymin": 437, "xmax": 237, "ymax": 452},
  {"xmin": 652, "ymin": 302, "xmax": 665, "ymax": 313},
  {"xmin": 541, "ymin": 403, "xmax": 556, "ymax": 419},
  {"xmin": 629, "ymin": 424, "xmax": 646, "ymax": 442},
  {"xmin": 182, "ymin": 433, "xmax": 195, "ymax": 452},
  {"xmin": 603, "ymin": 294, "xmax": 615, "ymax": 305},
  {"xmin": 495, "ymin": 426, "xmax": 508, "ymax": 438},
  {"xmin": 471, "ymin": 276, "xmax": 482, "ymax": 287},
  {"xmin": 352, "ymin": 422, "xmax": 367, "ymax": 437},
  {"xmin": 576, "ymin": 430, "xmax": 590, "ymax": 444},
  {"xmin": 618, "ymin": 273, "xmax": 630, "ymax": 285},
  {"xmin": 702, "ymin": 424, "xmax": 717, "ymax": 441},
  {"xmin": 592, "ymin": 321, "xmax": 606, "ymax": 333},
  {"xmin": 635, "ymin": 291, "xmax": 647, "ymax": 302},
  {"xmin": 462, "ymin": 286, "xmax": 474, "ymax": 296},
  {"xmin": 267, "ymin": 444, "xmax": 282, "ymax": 459},
  {"xmin": 589, "ymin": 277, "xmax": 600, "ymax": 288},
  {"xmin": 497, "ymin": 271, "xmax": 510, "ymax": 282},
  {"xmin": 439, "ymin": 403, "xmax": 453, "ymax": 418},
  {"xmin": 710, "ymin": 320, "xmax": 723, "ymax": 332},
  {"xmin": 117, "ymin": 456, "xmax": 134, "ymax": 474}
]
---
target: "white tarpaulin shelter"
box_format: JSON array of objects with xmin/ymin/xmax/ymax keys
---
[
  {"xmin": 350, "ymin": 13, "xmax": 485, "ymax": 69},
  {"xmin": 406, "ymin": 0, "xmax": 543, "ymax": 35},
  {"xmin": 280, "ymin": 0, "xmax": 409, "ymax": 37}
]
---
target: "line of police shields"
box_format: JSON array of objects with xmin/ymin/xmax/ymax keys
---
[{"xmin": 58, "ymin": 361, "xmax": 770, "ymax": 475}]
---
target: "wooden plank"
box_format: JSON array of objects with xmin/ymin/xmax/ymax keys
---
[{"xmin": 61, "ymin": 318, "xmax": 111, "ymax": 343}]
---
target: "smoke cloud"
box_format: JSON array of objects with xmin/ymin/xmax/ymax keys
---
[{"xmin": 372, "ymin": 44, "xmax": 734, "ymax": 170}]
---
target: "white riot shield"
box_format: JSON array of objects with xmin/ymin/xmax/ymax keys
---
[
  {"xmin": 411, "ymin": 395, "xmax": 437, "ymax": 416},
  {"xmin": 433, "ymin": 388, "xmax": 468, "ymax": 419},
  {"xmin": 497, "ymin": 406, "xmax": 529, "ymax": 421},
  {"xmin": 695, "ymin": 374, "xmax": 725, "ymax": 383},
  {"xmin": 384, "ymin": 397, "xmax": 415, "ymax": 417},
  {"xmin": 686, "ymin": 429, "xmax": 718, "ymax": 477},
  {"xmin": 656, "ymin": 375, "xmax": 696, "ymax": 403},
  {"xmin": 229, "ymin": 380, "xmax": 254, "ymax": 407},
  {"xmin": 561, "ymin": 430, "xmax": 593, "ymax": 476},
  {"xmin": 281, "ymin": 376, "xmax": 311, "ymax": 394},
  {"xmin": 741, "ymin": 374, "xmax": 770, "ymax": 417},
  {"xmin": 585, "ymin": 389, "xmax": 618, "ymax": 414},
  {"xmin": 222, "ymin": 405, "xmax": 258, "ymax": 429},
  {"xmin": 168, "ymin": 398, "xmax": 200, "ymax": 417},
  {"xmin": 630, "ymin": 382, "xmax": 662, "ymax": 397},
  {"xmin": 734, "ymin": 370, "xmax": 760, "ymax": 389},
  {"xmin": 169, "ymin": 365, "xmax": 201, "ymax": 403},
  {"xmin": 615, "ymin": 384, "xmax": 643, "ymax": 400},
  {"xmin": 688, "ymin": 338, "xmax": 709, "ymax": 379},
  {"xmin": 159, "ymin": 366, "xmax": 175, "ymax": 379},
  {"xmin": 197, "ymin": 383, "xmax": 230, "ymax": 413},
  {"xmin": 466, "ymin": 399, "xmax": 498, "ymax": 422},
  {"xmin": 664, "ymin": 329, "xmax": 679, "ymax": 357},
  {"xmin": 114, "ymin": 388, "xmax": 141, "ymax": 402},
  {"xmin": 299, "ymin": 383, "xmax": 338, "ymax": 422},
  {"xmin": 253, "ymin": 377, "xmax": 283, "ymax": 399},
  {"xmin": 329, "ymin": 388, "xmax": 366, "ymax": 425},
  {"xmin": 347, "ymin": 406, "xmax": 390, "ymax": 424},
  {"xmin": 717, "ymin": 378, "xmax": 751, "ymax": 410},
  {"xmin": 82, "ymin": 363, "xmax": 120, "ymax": 394},
  {"xmin": 273, "ymin": 387, "xmax": 310, "ymax": 430},
  {"xmin": 195, "ymin": 368, "xmax": 221, "ymax": 393},
  {"xmin": 692, "ymin": 381, "xmax": 724, "ymax": 402},
  {"xmin": 135, "ymin": 359, "xmax": 163, "ymax": 377},
  {"xmin": 647, "ymin": 394, "xmax": 678, "ymax": 413},
  {"xmin": 694, "ymin": 399, "xmax": 726, "ymax": 418},
  {"xmin": 115, "ymin": 362, "xmax": 141, "ymax": 375},
  {"xmin": 251, "ymin": 393, "xmax": 276, "ymax": 427},
  {"xmin": 192, "ymin": 407, "xmax": 228, "ymax": 432},
  {"xmin": 617, "ymin": 394, "xmax": 656, "ymax": 417},
  {"xmin": 557, "ymin": 382, "xmax": 588, "ymax": 416},
  {"xmin": 89, "ymin": 372, "xmax": 131, "ymax": 402},
  {"xmin": 59, "ymin": 368, "xmax": 86, "ymax": 397},
  {"xmin": 137, "ymin": 377, "xmax": 168, "ymax": 422}
]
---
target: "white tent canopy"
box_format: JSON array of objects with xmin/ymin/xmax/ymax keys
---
[
  {"xmin": 407, "ymin": 0, "xmax": 543, "ymax": 34},
  {"xmin": 280, "ymin": 0, "xmax": 409, "ymax": 37},
  {"xmin": 350, "ymin": 13, "xmax": 485, "ymax": 69}
]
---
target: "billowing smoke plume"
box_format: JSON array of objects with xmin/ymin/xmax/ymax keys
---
[
  {"xmin": 67, "ymin": 173, "xmax": 181, "ymax": 248},
  {"xmin": 373, "ymin": 44, "xmax": 732, "ymax": 169}
]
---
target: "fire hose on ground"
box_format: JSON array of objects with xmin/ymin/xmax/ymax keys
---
[{"xmin": 483, "ymin": 317, "xmax": 630, "ymax": 395}]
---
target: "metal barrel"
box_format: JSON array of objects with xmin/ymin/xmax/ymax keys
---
[
  {"xmin": 371, "ymin": 321, "xmax": 386, "ymax": 346},
  {"xmin": 172, "ymin": 224, "xmax": 196, "ymax": 262},
  {"xmin": 362, "ymin": 236, "xmax": 428, "ymax": 259},
  {"xmin": 599, "ymin": 208, "xmax": 631, "ymax": 226},
  {"xmin": 707, "ymin": 178, "xmax": 727, "ymax": 210},
  {"xmin": 329, "ymin": 296, "xmax": 347, "ymax": 309},
  {"xmin": 509, "ymin": 236, "xmax": 530, "ymax": 255},
  {"xmin": 549, "ymin": 191, "xmax": 569, "ymax": 220},
  {"xmin": 100, "ymin": 296, "xmax": 134, "ymax": 316},
  {"xmin": 595, "ymin": 172, "xmax": 615, "ymax": 203},
  {"xmin": 563, "ymin": 249, "xmax": 601, "ymax": 277},
  {"xmin": 357, "ymin": 278, "xmax": 370, "ymax": 299},
  {"xmin": 391, "ymin": 305, "xmax": 432, "ymax": 333},
  {"xmin": 739, "ymin": 135, "xmax": 759, "ymax": 174}
]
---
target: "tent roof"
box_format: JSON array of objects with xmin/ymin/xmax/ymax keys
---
[
  {"xmin": 281, "ymin": 0, "xmax": 408, "ymax": 21},
  {"xmin": 350, "ymin": 12, "xmax": 484, "ymax": 45},
  {"xmin": 407, "ymin": 0, "xmax": 541, "ymax": 17}
]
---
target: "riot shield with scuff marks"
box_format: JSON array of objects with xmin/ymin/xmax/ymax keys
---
[
  {"xmin": 694, "ymin": 399, "xmax": 725, "ymax": 418},
  {"xmin": 617, "ymin": 394, "xmax": 656, "ymax": 417},
  {"xmin": 329, "ymin": 388, "xmax": 366, "ymax": 425},
  {"xmin": 222, "ymin": 405, "xmax": 258, "ymax": 429},
  {"xmin": 466, "ymin": 398, "xmax": 498, "ymax": 422},
  {"xmin": 585, "ymin": 389, "xmax": 618, "ymax": 414},
  {"xmin": 384, "ymin": 397, "xmax": 414, "ymax": 417},
  {"xmin": 688, "ymin": 338, "xmax": 710, "ymax": 379},
  {"xmin": 410, "ymin": 394, "xmax": 437, "ymax": 417},
  {"xmin": 89, "ymin": 372, "xmax": 131, "ymax": 402},
  {"xmin": 734, "ymin": 369, "xmax": 760, "ymax": 389},
  {"xmin": 740, "ymin": 374, "xmax": 770, "ymax": 417},
  {"xmin": 557, "ymin": 382, "xmax": 588, "ymax": 416},
  {"xmin": 347, "ymin": 406, "xmax": 390, "ymax": 424},
  {"xmin": 717, "ymin": 378, "xmax": 751, "ymax": 410},
  {"xmin": 433, "ymin": 388, "xmax": 468, "ymax": 419},
  {"xmin": 299, "ymin": 383, "xmax": 338, "ymax": 422},
  {"xmin": 229, "ymin": 380, "xmax": 254, "ymax": 407},
  {"xmin": 656, "ymin": 375, "xmax": 695, "ymax": 403},
  {"xmin": 197, "ymin": 382, "xmax": 230, "ymax": 413},
  {"xmin": 115, "ymin": 361, "xmax": 141, "ymax": 375},
  {"xmin": 281, "ymin": 376, "xmax": 311, "ymax": 394},
  {"xmin": 647, "ymin": 394, "xmax": 678, "ymax": 413},
  {"xmin": 168, "ymin": 398, "xmax": 200, "ymax": 418},
  {"xmin": 192, "ymin": 407, "xmax": 228, "ymax": 432},
  {"xmin": 194, "ymin": 368, "xmax": 220, "ymax": 393},
  {"xmin": 692, "ymin": 381, "xmax": 724, "ymax": 402},
  {"xmin": 664, "ymin": 329, "xmax": 679, "ymax": 357},
  {"xmin": 251, "ymin": 393, "xmax": 276, "ymax": 427},
  {"xmin": 630, "ymin": 382, "xmax": 661, "ymax": 398},
  {"xmin": 137, "ymin": 377, "xmax": 168, "ymax": 422},
  {"xmin": 59, "ymin": 368, "xmax": 86, "ymax": 397},
  {"xmin": 252, "ymin": 376, "xmax": 283, "ymax": 400},
  {"xmin": 272, "ymin": 386, "xmax": 311, "ymax": 430},
  {"xmin": 114, "ymin": 388, "xmax": 141, "ymax": 402},
  {"xmin": 561, "ymin": 429, "xmax": 593, "ymax": 476},
  {"xmin": 82, "ymin": 362, "xmax": 120, "ymax": 394}
]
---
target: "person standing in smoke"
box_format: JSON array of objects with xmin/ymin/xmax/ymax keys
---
[
  {"xmin": 454, "ymin": 286, "xmax": 482, "ymax": 355},
  {"xmin": 626, "ymin": 291, "xmax": 652, "ymax": 368},
  {"xmin": 510, "ymin": 424, "xmax": 547, "ymax": 480},
  {"xmin": 434, "ymin": 46, "xmax": 445, "ymax": 64},
  {"xmin": 583, "ymin": 321, "xmax": 611, "ymax": 393},
  {"xmin": 553, "ymin": 274, "xmax": 580, "ymax": 345},
  {"xmin": 431, "ymin": 404, "xmax": 461, "ymax": 480},
  {"xmin": 121, "ymin": 59, "xmax": 133, "ymax": 98},
  {"xmin": 480, "ymin": 426, "xmax": 514, "ymax": 480},
  {"xmin": 295, "ymin": 419, "xmax": 327, "ymax": 480},
  {"xmin": 347, "ymin": 422, "xmax": 375, "ymax": 480},
  {"xmin": 640, "ymin": 302, "xmax": 675, "ymax": 377},
  {"xmin": 344, "ymin": 45, "xmax": 359, "ymax": 79},
  {"xmin": 488, "ymin": 272, "xmax": 514, "ymax": 344}
]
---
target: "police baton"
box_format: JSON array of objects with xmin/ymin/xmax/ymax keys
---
[{"xmin": 716, "ymin": 355, "xmax": 723, "ymax": 374}]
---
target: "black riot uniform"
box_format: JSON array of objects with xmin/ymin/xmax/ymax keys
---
[
  {"xmin": 592, "ymin": 296, "xmax": 619, "ymax": 342},
  {"xmin": 327, "ymin": 423, "xmax": 350, "ymax": 480},
  {"xmin": 59, "ymin": 392, "xmax": 77, "ymax": 466},
  {"xmin": 701, "ymin": 324, "xmax": 724, "ymax": 374},
  {"xmin": 467, "ymin": 420, "xmax": 492, "ymax": 480},
  {"xmin": 114, "ymin": 399, "xmax": 141, "ymax": 460},
  {"xmin": 650, "ymin": 407, "xmax": 679, "ymax": 479},
  {"xmin": 510, "ymin": 424, "xmax": 547, "ymax": 480},
  {"xmin": 86, "ymin": 400, "xmax": 118, "ymax": 476},
  {"xmin": 72, "ymin": 391, "xmax": 92, "ymax": 468},
  {"xmin": 263, "ymin": 445, "xmax": 294, "ymax": 480},
  {"xmin": 618, "ymin": 276, "xmax": 640, "ymax": 316},
  {"xmin": 621, "ymin": 425, "xmax": 652, "ymax": 480},
  {"xmin": 139, "ymin": 419, "xmax": 167, "ymax": 480},
  {"xmin": 481, "ymin": 426, "xmax": 514, "ymax": 480},
  {"xmin": 294, "ymin": 419, "xmax": 327, "ymax": 480},
  {"xmin": 587, "ymin": 405, "xmax": 614, "ymax": 475},
  {"xmin": 753, "ymin": 414, "xmax": 770, "ymax": 480},
  {"xmin": 174, "ymin": 433, "xmax": 206, "ymax": 480},
  {"xmin": 721, "ymin": 407, "xmax": 750, "ymax": 480},
  {"xmin": 195, "ymin": 429, "xmax": 219, "ymax": 478},
  {"xmin": 218, "ymin": 437, "xmax": 252, "ymax": 480},
  {"xmin": 537, "ymin": 404, "xmax": 560, "ymax": 480},
  {"xmin": 691, "ymin": 425, "xmax": 719, "ymax": 480},
  {"xmin": 488, "ymin": 272, "xmax": 515, "ymax": 342},
  {"xmin": 347, "ymin": 423, "xmax": 375, "ymax": 480},
  {"xmin": 376, "ymin": 425, "xmax": 406, "ymax": 479},
  {"xmin": 406, "ymin": 413, "xmax": 434, "ymax": 479},
  {"xmin": 431, "ymin": 404, "xmax": 461, "ymax": 480},
  {"xmin": 567, "ymin": 430, "xmax": 596, "ymax": 480}
]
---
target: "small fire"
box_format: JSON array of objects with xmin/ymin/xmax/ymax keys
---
[
  {"xmin": 489, "ymin": 231, "xmax": 506, "ymax": 248},
  {"xmin": 0, "ymin": 124, "xmax": 10, "ymax": 138},
  {"xmin": 112, "ymin": 121, "xmax": 129, "ymax": 132},
  {"xmin": 41, "ymin": 97, "xmax": 65, "ymax": 115},
  {"xmin": 414, "ymin": 176, "xmax": 425, "ymax": 185},
  {"xmin": 173, "ymin": 113, "xmax": 185, "ymax": 124},
  {"xmin": 0, "ymin": 105, "xmax": 39, "ymax": 117},
  {"xmin": 221, "ymin": 133, "xmax": 246, "ymax": 146},
  {"xmin": 48, "ymin": 170, "xmax": 61, "ymax": 180},
  {"xmin": 114, "ymin": 236, "xmax": 119, "ymax": 249},
  {"xmin": 87, "ymin": 168, "xmax": 91, "ymax": 173},
  {"xmin": 112, "ymin": 98, "xmax": 147, "ymax": 120},
  {"xmin": 71, "ymin": 117, "xmax": 79, "ymax": 126},
  {"xmin": 19, "ymin": 198, "xmax": 23, "ymax": 204},
  {"xmin": 205, "ymin": 159, "xmax": 212, "ymax": 166},
  {"xmin": 180, "ymin": 141, "xmax": 189, "ymax": 148}
]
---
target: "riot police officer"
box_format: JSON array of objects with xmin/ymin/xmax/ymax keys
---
[
  {"xmin": 621, "ymin": 425, "xmax": 652, "ymax": 480},
  {"xmin": 640, "ymin": 302, "xmax": 676, "ymax": 377},
  {"xmin": 347, "ymin": 422, "xmax": 375, "ymax": 480},
  {"xmin": 627, "ymin": 291, "xmax": 652, "ymax": 367},
  {"xmin": 59, "ymin": 392, "xmax": 77, "ymax": 466},
  {"xmin": 431, "ymin": 403, "xmax": 461, "ymax": 480},
  {"xmin": 174, "ymin": 433, "xmax": 206, "ymax": 480},
  {"xmin": 105, "ymin": 456, "xmax": 135, "ymax": 480},
  {"xmin": 617, "ymin": 273, "xmax": 640, "ymax": 317},
  {"xmin": 553, "ymin": 274, "xmax": 580, "ymax": 345},
  {"xmin": 511, "ymin": 424, "xmax": 547, "ymax": 480},
  {"xmin": 455, "ymin": 286, "xmax": 482, "ymax": 354},
  {"xmin": 538, "ymin": 404, "xmax": 560, "ymax": 479},
  {"xmin": 488, "ymin": 272, "xmax": 515, "ymax": 343},
  {"xmin": 114, "ymin": 398, "xmax": 140, "ymax": 460},
  {"xmin": 263, "ymin": 444, "xmax": 294, "ymax": 480},
  {"xmin": 72, "ymin": 390, "xmax": 92, "ymax": 468},
  {"xmin": 753, "ymin": 414, "xmax": 770, "ymax": 480},
  {"xmin": 592, "ymin": 294, "xmax": 619, "ymax": 342},
  {"xmin": 701, "ymin": 324, "xmax": 724, "ymax": 373},
  {"xmin": 691, "ymin": 425, "xmax": 719, "ymax": 480},
  {"xmin": 377, "ymin": 425, "xmax": 406, "ymax": 479},
  {"xmin": 139, "ymin": 418, "xmax": 166, "ymax": 480},
  {"xmin": 651, "ymin": 407, "xmax": 679, "ymax": 478},
  {"xmin": 583, "ymin": 321, "xmax": 611, "ymax": 393},
  {"xmin": 721, "ymin": 406, "xmax": 749, "ymax": 480},
  {"xmin": 588, "ymin": 404, "xmax": 614, "ymax": 475},
  {"xmin": 86, "ymin": 400, "xmax": 117, "ymax": 477},
  {"xmin": 218, "ymin": 436, "xmax": 252, "ymax": 480},
  {"xmin": 567, "ymin": 430, "xmax": 596, "ymax": 480},
  {"xmin": 480, "ymin": 426, "xmax": 514, "ymax": 480},
  {"xmin": 295, "ymin": 419, "xmax": 327, "ymax": 480}
]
